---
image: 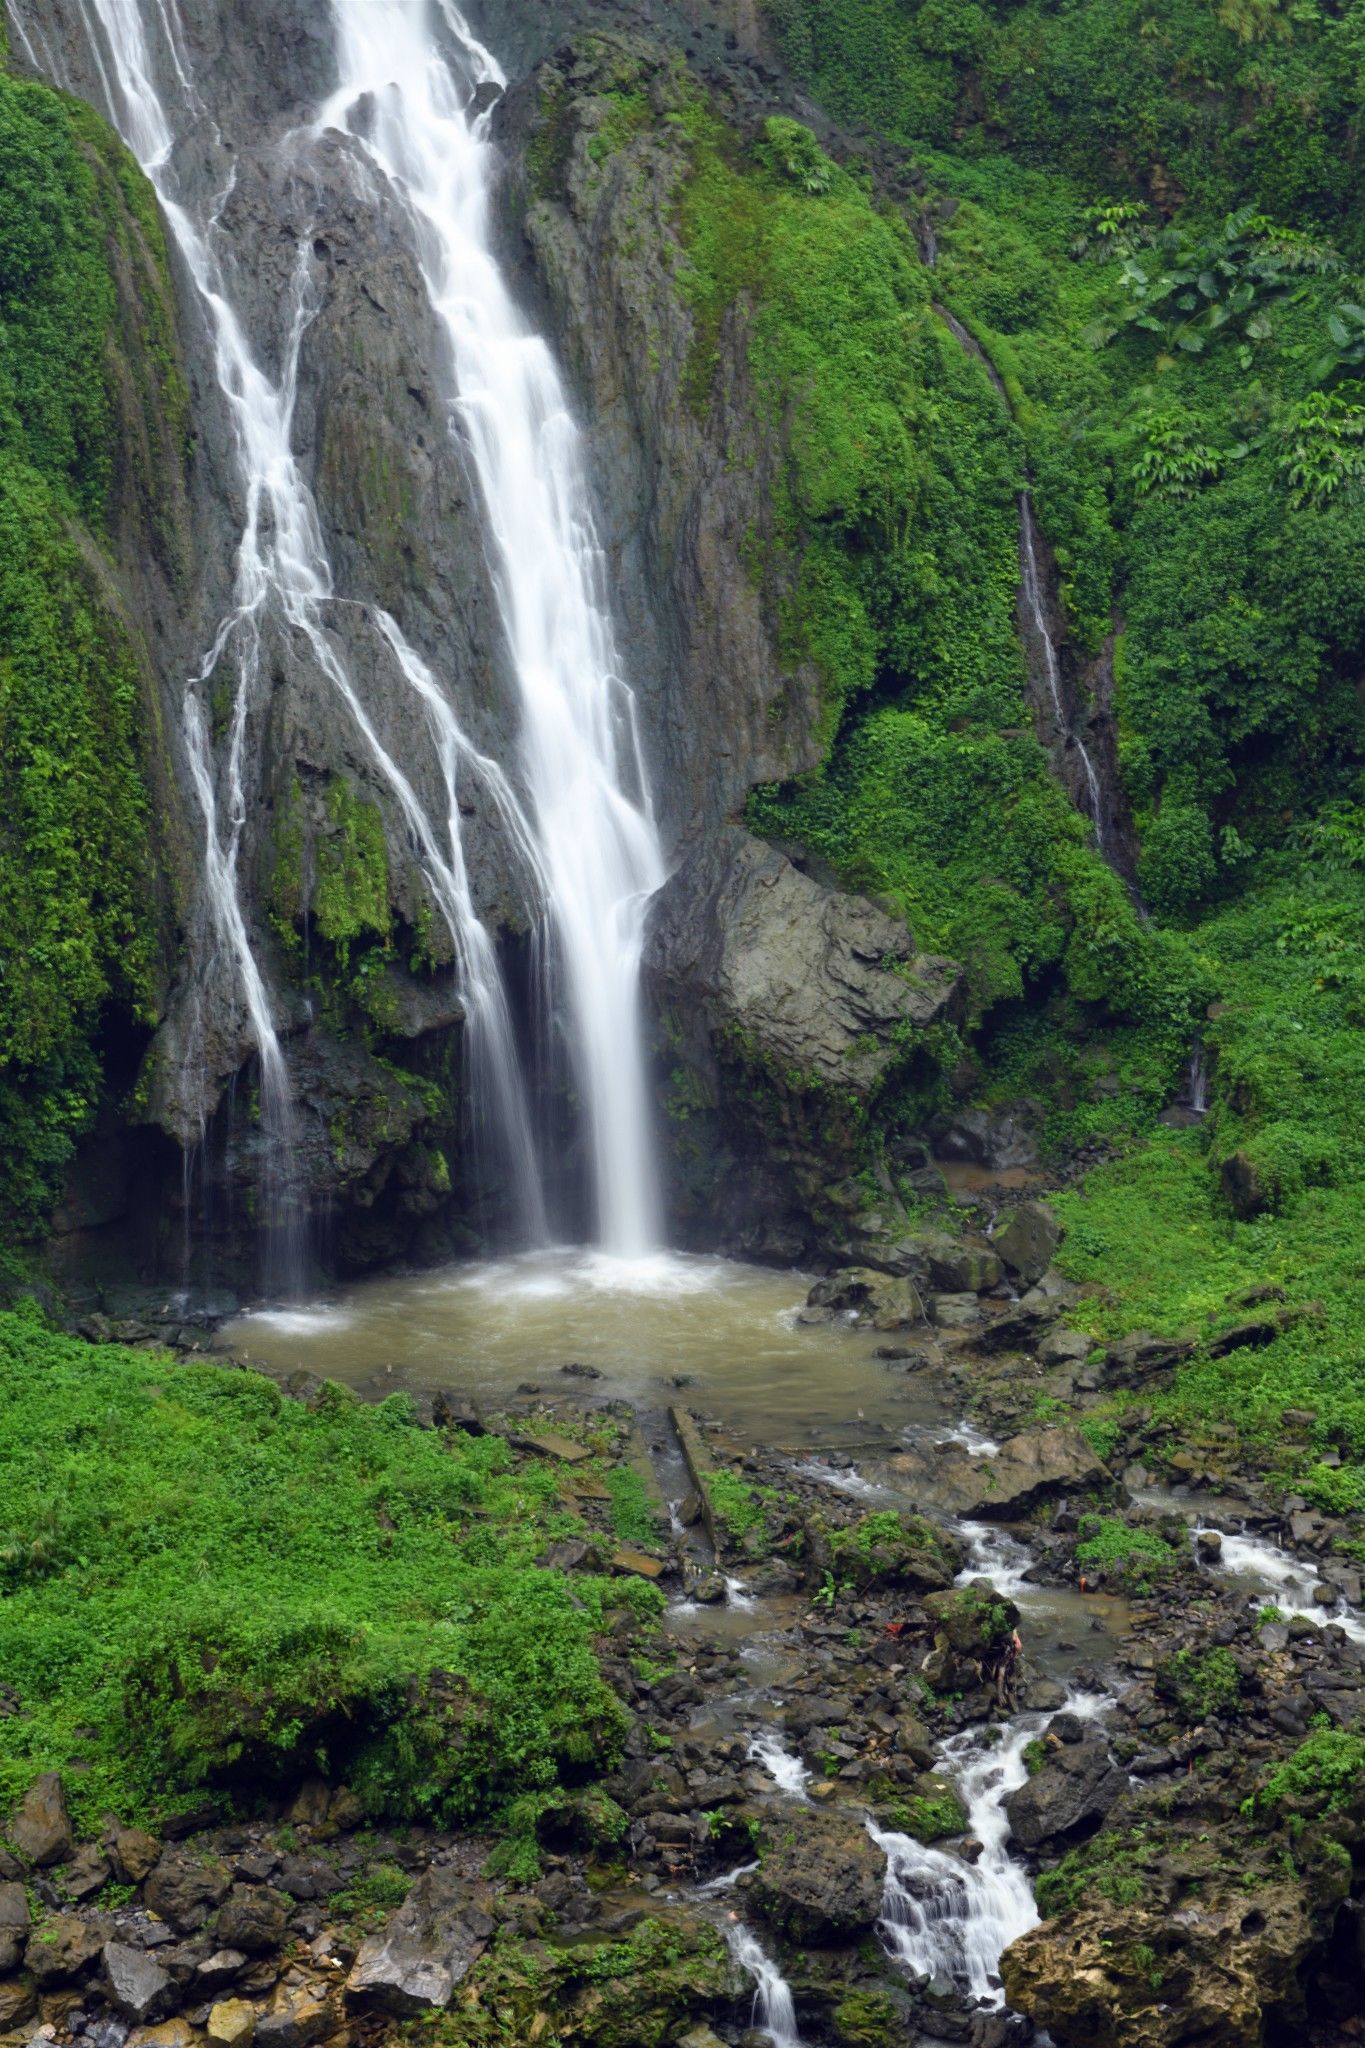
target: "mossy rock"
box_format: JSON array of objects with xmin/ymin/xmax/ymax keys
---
[{"xmin": 824, "ymin": 1510, "xmax": 960, "ymax": 1593}]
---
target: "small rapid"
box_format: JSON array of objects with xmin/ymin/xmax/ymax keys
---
[
  {"xmin": 868, "ymin": 1691, "xmax": 1108, "ymax": 2004},
  {"xmin": 726, "ymin": 1925, "xmax": 803, "ymax": 2048},
  {"xmin": 1197, "ymin": 1525, "xmax": 1365, "ymax": 1645}
]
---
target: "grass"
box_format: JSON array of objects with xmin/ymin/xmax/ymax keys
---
[{"xmin": 0, "ymin": 1308, "xmax": 657, "ymax": 1832}]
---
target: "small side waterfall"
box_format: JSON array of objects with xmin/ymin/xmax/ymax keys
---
[
  {"xmin": 1018, "ymin": 494, "xmax": 1107, "ymax": 855},
  {"xmin": 1188, "ymin": 1038, "xmax": 1209, "ymax": 1115},
  {"xmin": 35, "ymin": 0, "xmax": 667, "ymax": 1270},
  {"xmin": 726, "ymin": 1924, "xmax": 803, "ymax": 2048},
  {"xmin": 931, "ymin": 285, "xmax": 1113, "ymax": 862}
]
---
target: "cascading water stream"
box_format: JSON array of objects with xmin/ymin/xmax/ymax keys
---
[
  {"xmin": 31, "ymin": 0, "xmax": 667, "ymax": 1267},
  {"xmin": 1019, "ymin": 494, "xmax": 1107, "ymax": 854},
  {"xmin": 319, "ymin": 0, "xmax": 667, "ymax": 1256},
  {"xmin": 725, "ymin": 1925, "xmax": 804, "ymax": 2048},
  {"xmin": 868, "ymin": 1690, "xmax": 1108, "ymax": 2004}
]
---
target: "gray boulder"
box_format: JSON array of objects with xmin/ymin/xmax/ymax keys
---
[
  {"xmin": 994, "ymin": 1202, "xmax": 1062, "ymax": 1285},
  {"xmin": 1039, "ymin": 1326, "xmax": 1096, "ymax": 1367},
  {"xmin": 345, "ymin": 1866, "xmax": 493, "ymax": 2016},
  {"xmin": 652, "ymin": 832, "xmax": 959, "ymax": 1096},
  {"xmin": 104, "ymin": 1940, "xmax": 172, "ymax": 2022}
]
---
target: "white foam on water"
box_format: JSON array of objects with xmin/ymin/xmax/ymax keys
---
[
  {"xmin": 747, "ymin": 1733, "xmax": 812, "ymax": 1800},
  {"xmin": 1198, "ymin": 1526, "xmax": 1365, "ymax": 1645},
  {"xmin": 869, "ymin": 1691, "xmax": 1110, "ymax": 2004}
]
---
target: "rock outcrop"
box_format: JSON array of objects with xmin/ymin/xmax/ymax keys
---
[{"xmin": 647, "ymin": 830, "xmax": 961, "ymax": 1255}]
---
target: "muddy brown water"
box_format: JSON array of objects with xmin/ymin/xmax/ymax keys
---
[
  {"xmin": 220, "ymin": 1248, "xmax": 1130, "ymax": 1687},
  {"xmin": 218, "ymin": 1248, "xmax": 951, "ymax": 1443}
]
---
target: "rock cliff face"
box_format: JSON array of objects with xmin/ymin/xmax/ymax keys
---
[{"xmin": 13, "ymin": 0, "xmax": 960, "ymax": 1291}]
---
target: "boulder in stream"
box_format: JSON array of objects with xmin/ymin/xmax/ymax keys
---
[
  {"xmin": 749, "ymin": 1808, "xmax": 884, "ymax": 1943},
  {"xmin": 1003, "ymin": 1740, "xmax": 1123, "ymax": 1850}
]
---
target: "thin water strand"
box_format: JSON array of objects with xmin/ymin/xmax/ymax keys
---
[
  {"xmin": 320, "ymin": 0, "xmax": 667, "ymax": 1254},
  {"xmin": 1019, "ymin": 494, "xmax": 1107, "ymax": 854}
]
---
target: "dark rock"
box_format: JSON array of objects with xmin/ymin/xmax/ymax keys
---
[
  {"xmin": 750, "ymin": 1809, "xmax": 884, "ymax": 1942},
  {"xmin": 0, "ymin": 1976, "xmax": 37, "ymax": 2030},
  {"xmin": 215, "ymin": 1887, "xmax": 291, "ymax": 1956},
  {"xmin": 144, "ymin": 1852, "xmax": 232, "ymax": 1935},
  {"xmin": 276, "ymin": 1857, "xmax": 342, "ymax": 1901},
  {"xmin": 103, "ymin": 1942, "xmax": 173, "ymax": 2023},
  {"xmin": 26, "ymin": 1912, "xmax": 107, "ymax": 1984},
  {"xmin": 9, "ymin": 1774, "xmax": 73, "ymax": 1866},
  {"xmin": 0, "ymin": 1879, "xmax": 31, "ymax": 1973},
  {"xmin": 1101, "ymin": 1330, "xmax": 1196, "ymax": 1383},
  {"xmin": 1004, "ymin": 1740, "xmax": 1123, "ymax": 1850},
  {"xmin": 1038, "ymin": 1326, "xmax": 1095, "ymax": 1367},
  {"xmin": 65, "ymin": 1845, "xmax": 114, "ymax": 1900}
]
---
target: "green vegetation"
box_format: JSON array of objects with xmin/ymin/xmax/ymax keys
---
[
  {"xmin": 605, "ymin": 1464, "xmax": 656, "ymax": 1547},
  {"xmin": 693, "ymin": 2, "xmax": 1365, "ymax": 1499},
  {"xmin": 1155, "ymin": 1645, "xmax": 1244, "ymax": 1723},
  {"xmin": 1075, "ymin": 1514, "xmax": 1185, "ymax": 1593},
  {"xmin": 0, "ymin": 1308, "xmax": 652, "ymax": 1831},
  {"xmin": 1034, "ymin": 1826, "xmax": 1153, "ymax": 1918},
  {"xmin": 0, "ymin": 62, "xmax": 184, "ymax": 1257},
  {"xmin": 1245, "ymin": 1728, "xmax": 1365, "ymax": 1818},
  {"xmin": 879, "ymin": 1783, "xmax": 967, "ymax": 1841},
  {"xmin": 827, "ymin": 1508, "xmax": 956, "ymax": 1588},
  {"xmin": 705, "ymin": 1467, "xmax": 789, "ymax": 1551}
]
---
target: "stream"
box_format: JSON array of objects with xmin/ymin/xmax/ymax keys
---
[{"xmin": 223, "ymin": 1254, "xmax": 1357, "ymax": 2044}]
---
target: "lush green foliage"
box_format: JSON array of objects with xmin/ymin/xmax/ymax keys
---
[
  {"xmin": 0, "ymin": 66, "xmax": 179, "ymax": 1252},
  {"xmin": 1246, "ymin": 1728, "xmax": 1365, "ymax": 1816},
  {"xmin": 1156, "ymin": 1644, "xmax": 1243, "ymax": 1722},
  {"xmin": 1051, "ymin": 852, "xmax": 1365, "ymax": 1500},
  {"xmin": 0, "ymin": 1310, "xmax": 642, "ymax": 1829}
]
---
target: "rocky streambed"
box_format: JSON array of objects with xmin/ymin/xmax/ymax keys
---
[{"xmin": 7, "ymin": 1225, "xmax": 1365, "ymax": 2048}]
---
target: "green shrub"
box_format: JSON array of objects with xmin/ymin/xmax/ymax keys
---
[
  {"xmin": 1155, "ymin": 1646, "xmax": 1243, "ymax": 1723},
  {"xmin": 0, "ymin": 1310, "xmax": 642, "ymax": 1828}
]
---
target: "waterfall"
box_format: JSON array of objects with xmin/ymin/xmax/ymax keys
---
[
  {"xmin": 867, "ymin": 1722, "xmax": 1041, "ymax": 2004},
  {"xmin": 33, "ymin": 0, "xmax": 665, "ymax": 1264},
  {"xmin": 1188, "ymin": 1039, "xmax": 1209, "ymax": 1115},
  {"xmin": 319, "ymin": 1, "xmax": 666, "ymax": 1257},
  {"xmin": 1018, "ymin": 495, "xmax": 1107, "ymax": 855},
  {"xmin": 726, "ymin": 1924, "xmax": 803, "ymax": 2048}
]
